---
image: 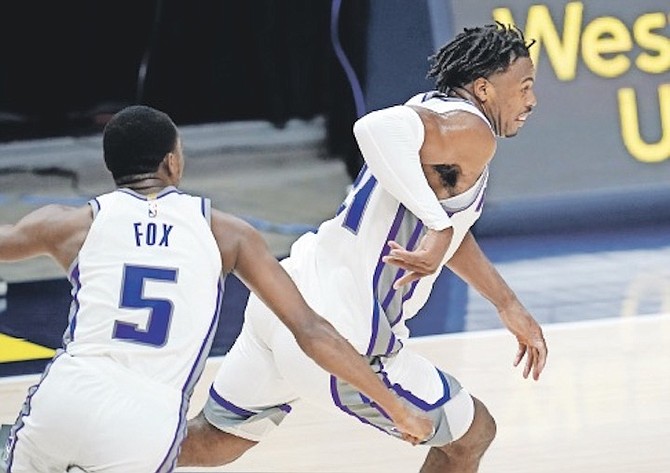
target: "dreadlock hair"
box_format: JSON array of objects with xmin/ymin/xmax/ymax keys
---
[
  {"xmin": 103, "ymin": 105, "xmax": 178, "ymax": 182},
  {"xmin": 427, "ymin": 22, "xmax": 535, "ymax": 93}
]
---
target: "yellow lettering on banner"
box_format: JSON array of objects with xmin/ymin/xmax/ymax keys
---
[
  {"xmin": 493, "ymin": 3, "xmax": 669, "ymax": 80},
  {"xmin": 0, "ymin": 333, "xmax": 55, "ymax": 363},
  {"xmin": 492, "ymin": 3, "xmax": 670, "ymax": 165},
  {"xmin": 618, "ymin": 84, "xmax": 670, "ymax": 163},
  {"xmin": 493, "ymin": 2, "xmax": 583, "ymax": 80},
  {"xmin": 634, "ymin": 12, "xmax": 670, "ymax": 74},
  {"xmin": 582, "ymin": 17, "xmax": 632, "ymax": 78}
]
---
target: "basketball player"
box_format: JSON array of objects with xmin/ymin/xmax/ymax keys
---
[
  {"xmin": 0, "ymin": 105, "xmax": 433, "ymax": 473},
  {"xmin": 177, "ymin": 24, "xmax": 548, "ymax": 472}
]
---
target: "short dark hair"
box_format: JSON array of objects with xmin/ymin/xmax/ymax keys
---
[
  {"xmin": 427, "ymin": 22, "xmax": 534, "ymax": 93},
  {"xmin": 103, "ymin": 105, "xmax": 178, "ymax": 181}
]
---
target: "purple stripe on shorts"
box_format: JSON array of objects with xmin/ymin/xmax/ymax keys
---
[
  {"xmin": 390, "ymin": 368, "xmax": 452, "ymax": 411},
  {"xmin": 208, "ymin": 386, "xmax": 256, "ymax": 418},
  {"xmin": 384, "ymin": 332, "xmax": 397, "ymax": 355},
  {"xmin": 330, "ymin": 375, "xmax": 385, "ymax": 433}
]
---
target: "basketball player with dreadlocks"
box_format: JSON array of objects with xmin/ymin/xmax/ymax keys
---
[{"xmin": 178, "ymin": 23, "xmax": 548, "ymax": 472}]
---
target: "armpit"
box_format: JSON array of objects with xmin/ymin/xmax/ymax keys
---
[{"xmin": 432, "ymin": 163, "xmax": 461, "ymax": 189}]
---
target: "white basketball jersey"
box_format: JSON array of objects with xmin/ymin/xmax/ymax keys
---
[
  {"xmin": 283, "ymin": 93, "xmax": 491, "ymax": 356},
  {"xmin": 64, "ymin": 186, "xmax": 223, "ymax": 393}
]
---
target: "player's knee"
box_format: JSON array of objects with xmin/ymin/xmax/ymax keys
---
[
  {"xmin": 442, "ymin": 397, "xmax": 495, "ymax": 454},
  {"xmin": 473, "ymin": 398, "xmax": 498, "ymax": 448},
  {"xmin": 470, "ymin": 397, "xmax": 496, "ymax": 450}
]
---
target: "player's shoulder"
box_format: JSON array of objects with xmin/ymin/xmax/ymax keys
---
[
  {"xmin": 409, "ymin": 104, "xmax": 493, "ymax": 147},
  {"xmin": 210, "ymin": 208, "xmax": 263, "ymax": 248},
  {"xmin": 406, "ymin": 96, "xmax": 496, "ymax": 163},
  {"xmin": 28, "ymin": 203, "xmax": 91, "ymax": 225},
  {"xmin": 211, "ymin": 208, "xmax": 253, "ymax": 232},
  {"xmin": 405, "ymin": 91, "xmax": 492, "ymax": 134},
  {"xmin": 210, "ymin": 208, "xmax": 270, "ymax": 273},
  {"xmin": 15, "ymin": 204, "xmax": 93, "ymax": 252}
]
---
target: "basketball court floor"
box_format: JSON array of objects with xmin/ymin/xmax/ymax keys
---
[
  {"xmin": 1, "ymin": 122, "xmax": 669, "ymax": 472},
  {"xmin": 2, "ymin": 315, "xmax": 669, "ymax": 472}
]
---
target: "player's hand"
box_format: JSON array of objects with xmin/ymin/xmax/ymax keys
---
[
  {"xmin": 390, "ymin": 404, "xmax": 435, "ymax": 446},
  {"xmin": 498, "ymin": 301, "xmax": 548, "ymax": 380},
  {"xmin": 382, "ymin": 228, "xmax": 453, "ymax": 289}
]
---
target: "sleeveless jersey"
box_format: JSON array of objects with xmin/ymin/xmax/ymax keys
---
[
  {"xmin": 64, "ymin": 186, "xmax": 223, "ymax": 394},
  {"xmin": 282, "ymin": 93, "xmax": 491, "ymax": 357}
]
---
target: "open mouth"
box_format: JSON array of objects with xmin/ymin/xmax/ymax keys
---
[{"xmin": 517, "ymin": 111, "xmax": 531, "ymax": 122}]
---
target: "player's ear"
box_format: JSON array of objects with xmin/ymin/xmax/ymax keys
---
[
  {"xmin": 472, "ymin": 77, "xmax": 490, "ymax": 102},
  {"xmin": 164, "ymin": 152, "xmax": 179, "ymax": 177}
]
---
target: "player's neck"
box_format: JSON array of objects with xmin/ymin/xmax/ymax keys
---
[
  {"xmin": 115, "ymin": 174, "xmax": 173, "ymax": 194},
  {"xmin": 448, "ymin": 87, "xmax": 481, "ymax": 109},
  {"xmin": 447, "ymin": 87, "xmax": 497, "ymax": 136}
]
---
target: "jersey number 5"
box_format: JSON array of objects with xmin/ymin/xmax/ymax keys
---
[{"xmin": 113, "ymin": 265, "xmax": 178, "ymax": 347}]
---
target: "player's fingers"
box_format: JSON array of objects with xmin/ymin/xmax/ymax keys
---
[
  {"xmin": 513, "ymin": 344, "xmax": 527, "ymax": 367},
  {"xmin": 387, "ymin": 243, "xmax": 413, "ymax": 258},
  {"xmin": 523, "ymin": 346, "xmax": 536, "ymax": 379},
  {"xmin": 386, "ymin": 250, "xmax": 417, "ymax": 264},
  {"xmin": 387, "ymin": 240, "xmax": 404, "ymax": 251},
  {"xmin": 400, "ymin": 432, "xmax": 420, "ymax": 446},
  {"xmin": 382, "ymin": 255, "xmax": 411, "ymax": 269},
  {"xmin": 386, "ymin": 249, "xmax": 439, "ymax": 274},
  {"xmin": 393, "ymin": 272, "xmax": 421, "ymax": 289},
  {"xmin": 383, "ymin": 258, "xmax": 429, "ymax": 278},
  {"xmin": 533, "ymin": 343, "xmax": 548, "ymax": 380},
  {"xmin": 387, "ymin": 256, "xmax": 433, "ymax": 274}
]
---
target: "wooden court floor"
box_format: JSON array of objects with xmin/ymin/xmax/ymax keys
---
[{"xmin": 2, "ymin": 314, "xmax": 669, "ymax": 473}]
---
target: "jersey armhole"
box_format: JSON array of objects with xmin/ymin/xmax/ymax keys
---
[
  {"xmin": 201, "ymin": 197, "xmax": 212, "ymax": 226},
  {"xmin": 88, "ymin": 198, "xmax": 101, "ymax": 219}
]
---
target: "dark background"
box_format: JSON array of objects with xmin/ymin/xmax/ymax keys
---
[{"xmin": 0, "ymin": 0, "xmax": 368, "ymax": 176}]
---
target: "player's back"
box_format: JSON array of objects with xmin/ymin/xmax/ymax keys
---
[{"xmin": 65, "ymin": 186, "xmax": 223, "ymax": 392}]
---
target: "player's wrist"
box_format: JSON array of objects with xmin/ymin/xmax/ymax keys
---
[{"xmin": 385, "ymin": 398, "xmax": 412, "ymax": 424}]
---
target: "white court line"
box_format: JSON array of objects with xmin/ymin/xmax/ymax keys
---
[
  {"xmin": 2, "ymin": 312, "xmax": 668, "ymax": 386},
  {"xmin": 406, "ymin": 311, "xmax": 670, "ymax": 343}
]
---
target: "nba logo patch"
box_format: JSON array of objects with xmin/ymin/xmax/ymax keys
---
[{"xmin": 148, "ymin": 194, "xmax": 158, "ymax": 217}]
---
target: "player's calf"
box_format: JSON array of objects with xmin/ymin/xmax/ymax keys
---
[
  {"xmin": 178, "ymin": 412, "xmax": 257, "ymax": 467},
  {"xmin": 420, "ymin": 397, "xmax": 496, "ymax": 472}
]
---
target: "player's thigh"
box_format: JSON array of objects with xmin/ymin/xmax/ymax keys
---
[
  {"xmin": 6, "ymin": 355, "xmax": 182, "ymax": 473},
  {"xmin": 6, "ymin": 355, "xmax": 82, "ymax": 473},
  {"xmin": 204, "ymin": 297, "xmax": 299, "ymax": 440},
  {"xmin": 78, "ymin": 371, "xmax": 184, "ymax": 472},
  {"xmin": 381, "ymin": 348, "xmax": 475, "ymax": 446},
  {"xmin": 210, "ymin": 298, "xmax": 297, "ymax": 409},
  {"xmin": 269, "ymin": 317, "xmax": 337, "ymax": 404},
  {"xmin": 281, "ymin": 345, "xmax": 476, "ymax": 447}
]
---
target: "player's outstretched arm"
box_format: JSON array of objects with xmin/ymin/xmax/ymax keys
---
[
  {"xmin": 446, "ymin": 231, "xmax": 548, "ymax": 380},
  {"xmin": 0, "ymin": 206, "xmax": 65, "ymax": 262},
  {"xmin": 211, "ymin": 210, "xmax": 434, "ymax": 444},
  {"xmin": 0, "ymin": 205, "xmax": 91, "ymax": 271}
]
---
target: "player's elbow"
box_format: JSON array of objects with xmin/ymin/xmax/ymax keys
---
[
  {"xmin": 292, "ymin": 312, "xmax": 341, "ymax": 360},
  {"xmin": 353, "ymin": 108, "xmax": 388, "ymax": 142}
]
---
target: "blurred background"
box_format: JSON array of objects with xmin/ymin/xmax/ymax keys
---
[{"xmin": 0, "ymin": 0, "xmax": 669, "ymax": 375}]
